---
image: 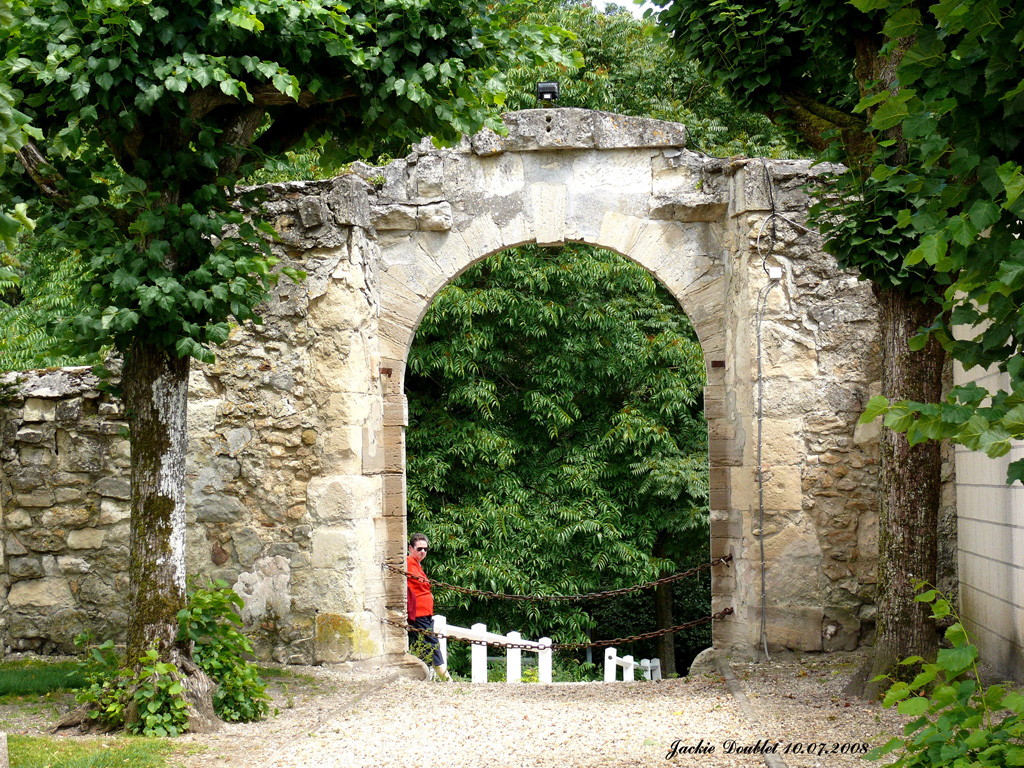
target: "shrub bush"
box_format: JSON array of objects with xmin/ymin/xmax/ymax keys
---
[
  {"xmin": 75, "ymin": 580, "xmax": 269, "ymax": 735},
  {"xmin": 177, "ymin": 580, "xmax": 270, "ymax": 723}
]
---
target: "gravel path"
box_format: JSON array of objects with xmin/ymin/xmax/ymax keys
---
[
  {"xmin": 171, "ymin": 648, "xmax": 910, "ymax": 768},
  {"xmin": 263, "ymin": 675, "xmax": 753, "ymax": 768}
]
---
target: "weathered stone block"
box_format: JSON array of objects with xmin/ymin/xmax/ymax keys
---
[
  {"xmin": 23, "ymin": 398, "xmax": 56, "ymax": 422},
  {"xmin": 234, "ymin": 555, "xmax": 291, "ymax": 624},
  {"xmin": 19, "ymin": 530, "xmax": 66, "ymax": 552},
  {"xmin": 7, "ymin": 578, "xmax": 74, "ymax": 609},
  {"xmin": 5, "ymin": 510, "xmax": 31, "ymax": 530},
  {"xmin": 314, "ymin": 611, "xmax": 380, "ymax": 663},
  {"xmin": 8, "ymin": 556, "xmax": 44, "ymax": 580},
  {"xmin": 42, "ymin": 507, "xmax": 92, "ymax": 528},
  {"xmin": 15, "ymin": 490, "xmax": 53, "ymax": 508},
  {"xmin": 193, "ymin": 494, "xmax": 246, "ymax": 523},
  {"xmin": 306, "ymin": 475, "xmax": 380, "ymax": 526},
  {"xmin": 99, "ymin": 498, "xmax": 131, "ymax": 525},
  {"xmin": 232, "ymin": 527, "xmax": 264, "ymax": 567},
  {"xmin": 96, "ymin": 476, "xmax": 131, "ymax": 500},
  {"xmin": 67, "ymin": 528, "xmax": 104, "ymax": 550}
]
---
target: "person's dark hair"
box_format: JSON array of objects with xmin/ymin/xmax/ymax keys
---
[{"xmin": 409, "ymin": 533, "xmax": 428, "ymax": 548}]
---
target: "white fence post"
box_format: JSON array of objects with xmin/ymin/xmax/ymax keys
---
[
  {"xmin": 433, "ymin": 615, "xmax": 447, "ymax": 668},
  {"xmin": 538, "ymin": 638, "xmax": 552, "ymax": 684},
  {"xmin": 623, "ymin": 654, "xmax": 635, "ymax": 681},
  {"xmin": 604, "ymin": 647, "xmax": 617, "ymax": 682},
  {"xmin": 640, "ymin": 659, "xmax": 651, "ymax": 680},
  {"xmin": 507, "ymin": 631, "xmax": 522, "ymax": 683},
  {"xmin": 471, "ymin": 623, "xmax": 488, "ymax": 684},
  {"xmin": 650, "ymin": 657, "xmax": 662, "ymax": 681}
]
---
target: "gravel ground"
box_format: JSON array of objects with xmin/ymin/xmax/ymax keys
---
[{"xmin": 175, "ymin": 648, "xmax": 911, "ymax": 768}]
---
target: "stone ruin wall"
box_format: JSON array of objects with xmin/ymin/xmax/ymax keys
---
[
  {"xmin": 0, "ymin": 109, "xmax": 958, "ymax": 663},
  {"xmin": 0, "ymin": 175, "xmax": 383, "ymax": 663}
]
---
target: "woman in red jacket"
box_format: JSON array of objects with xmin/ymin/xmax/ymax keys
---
[{"xmin": 407, "ymin": 533, "xmax": 450, "ymax": 680}]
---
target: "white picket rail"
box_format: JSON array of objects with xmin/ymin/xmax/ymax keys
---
[
  {"xmin": 604, "ymin": 647, "xmax": 662, "ymax": 682},
  {"xmin": 433, "ymin": 615, "xmax": 552, "ymax": 684}
]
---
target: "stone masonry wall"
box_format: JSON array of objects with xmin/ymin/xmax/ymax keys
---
[{"xmin": 0, "ymin": 176, "xmax": 388, "ymax": 662}]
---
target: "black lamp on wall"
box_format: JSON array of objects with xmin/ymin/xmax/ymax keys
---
[{"xmin": 536, "ymin": 81, "xmax": 560, "ymax": 104}]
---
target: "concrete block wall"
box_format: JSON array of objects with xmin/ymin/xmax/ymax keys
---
[{"xmin": 954, "ymin": 362, "xmax": 1024, "ymax": 680}]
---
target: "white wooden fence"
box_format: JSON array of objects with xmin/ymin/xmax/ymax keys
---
[
  {"xmin": 428, "ymin": 616, "xmax": 663, "ymax": 684},
  {"xmin": 433, "ymin": 615, "xmax": 552, "ymax": 684},
  {"xmin": 604, "ymin": 647, "xmax": 662, "ymax": 682}
]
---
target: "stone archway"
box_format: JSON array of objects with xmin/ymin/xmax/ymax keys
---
[
  {"xmin": 365, "ymin": 109, "xmax": 878, "ymax": 661},
  {"xmin": 0, "ymin": 109, "xmax": 882, "ymax": 665}
]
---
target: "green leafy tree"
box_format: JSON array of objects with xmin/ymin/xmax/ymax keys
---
[
  {"xmin": 0, "ymin": 0, "xmax": 572, "ymax": 722},
  {"xmin": 840, "ymin": 1, "xmax": 1024, "ymax": 486},
  {"xmin": 502, "ymin": 0, "xmax": 797, "ymax": 158},
  {"xmin": 407, "ymin": 245, "xmax": 708, "ymax": 671},
  {"xmin": 655, "ymin": 0, "xmax": 948, "ymax": 694},
  {"xmin": 0, "ymin": 244, "xmax": 87, "ymax": 371}
]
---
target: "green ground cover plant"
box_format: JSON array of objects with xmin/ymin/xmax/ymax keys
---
[
  {"xmin": 0, "ymin": 661, "xmax": 87, "ymax": 699},
  {"xmin": 868, "ymin": 584, "xmax": 1024, "ymax": 766},
  {"xmin": 8, "ymin": 735, "xmax": 172, "ymax": 768}
]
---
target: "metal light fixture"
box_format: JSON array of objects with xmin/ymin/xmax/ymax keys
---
[{"xmin": 536, "ymin": 81, "xmax": 560, "ymax": 104}]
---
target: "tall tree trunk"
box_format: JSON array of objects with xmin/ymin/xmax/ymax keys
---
[
  {"xmin": 124, "ymin": 339, "xmax": 190, "ymax": 661},
  {"xmin": 862, "ymin": 286, "xmax": 944, "ymax": 699},
  {"xmin": 122, "ymin": 340, "xmax": 219, "ymax": 732},
  {"xmin": 653, "ymin": 530, "xmax": 677, "ymax": 677}
]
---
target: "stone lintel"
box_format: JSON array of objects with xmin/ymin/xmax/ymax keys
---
[{"xmin": 472, "ymin": 109, "xmax": 687, "ymax": 155}]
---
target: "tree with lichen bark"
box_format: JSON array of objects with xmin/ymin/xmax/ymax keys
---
[
  {"xmin": 0, "ymin": 0, "xmax": 574, "ymax": 729},
  {"xmin": 654, "ymin": 0, "xmax": 947, "ymax": 696}
]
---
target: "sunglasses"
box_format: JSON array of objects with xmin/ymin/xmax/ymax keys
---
[{"xmin": 414, "ymin": 546, "xmax": 429, "ymax": 552}]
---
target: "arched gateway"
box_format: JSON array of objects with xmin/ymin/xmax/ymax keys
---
[{"xmin": 0, "ymin": 110, "xmax": 881, "ymax": 665}]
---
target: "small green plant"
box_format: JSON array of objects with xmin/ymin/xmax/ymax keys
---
[
  {"xmin": 553, "ymin": 657, "xmax": 600, "ymax": 683},
  {"xmin": 867, "ymin": 582, "xmax": 1024, "ymax": 766},
  {"xmin": 73, "ymin": 640, "xmax": 188, "ymax": 737},
  {"xmin": 178, "ymin": 580, "xmax": 270, "ymax": 723},
  {"xmin": 408, "ymin": 634, "xmax": 436, "ymax": 667},
  {"xmin": 73, "ymin": 581, "xmax": 270, "ymax": 735},
  {"xmin": 128, "ymin": 648, "xmax": 189, "ymax": 738}
]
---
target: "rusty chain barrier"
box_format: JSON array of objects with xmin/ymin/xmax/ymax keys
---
[
  {"xmin": 382, "ymin": 553, "xmax": 733, "ymax": 603},
  {"xmin": 381, "ymin": 607, "xmax": 735, "ymax": 651}
]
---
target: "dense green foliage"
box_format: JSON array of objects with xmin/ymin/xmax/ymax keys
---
[
  {"xmin": 407, "ymin": 244, "xmax": 708, "ymax": 644},
  {"xmin": 867, "ymin": 585, "xmax": 1024, "ymax": 767},
  {"xmin": 659, "ymin": 0, "xmax": 1024, "ymax": 483},
  {"xmin": 835, "ymin": 0, "xmax": 1024, "ymax": 484},
  {"xmin": 75, "ymin": 640, "xmax": 190, "ymax": 737},
  {"xmin": 0, "ymin": 245, "xmax": 88, "ymax": 371}
]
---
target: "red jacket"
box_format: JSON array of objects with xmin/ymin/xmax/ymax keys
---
[{"xmin": 407, "ymin": 555, "xmax": 434, "ymax": 620}]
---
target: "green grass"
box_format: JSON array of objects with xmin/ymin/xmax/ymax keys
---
[
  {"xmin": 0, "ymin": 662, "xmax": 87, "ymax": 698},
  {"xmin": 9, "ymin": 736, "xmax": 174, "ymax": 768}
]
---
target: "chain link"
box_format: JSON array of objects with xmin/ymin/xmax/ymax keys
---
[
  {"xmin": 382, "ymin": 607, "xmax": 734, "ymax": 651},
  {"xmin": 383, "ymin": 554, "xmax": 733, "ymax": 603}
]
